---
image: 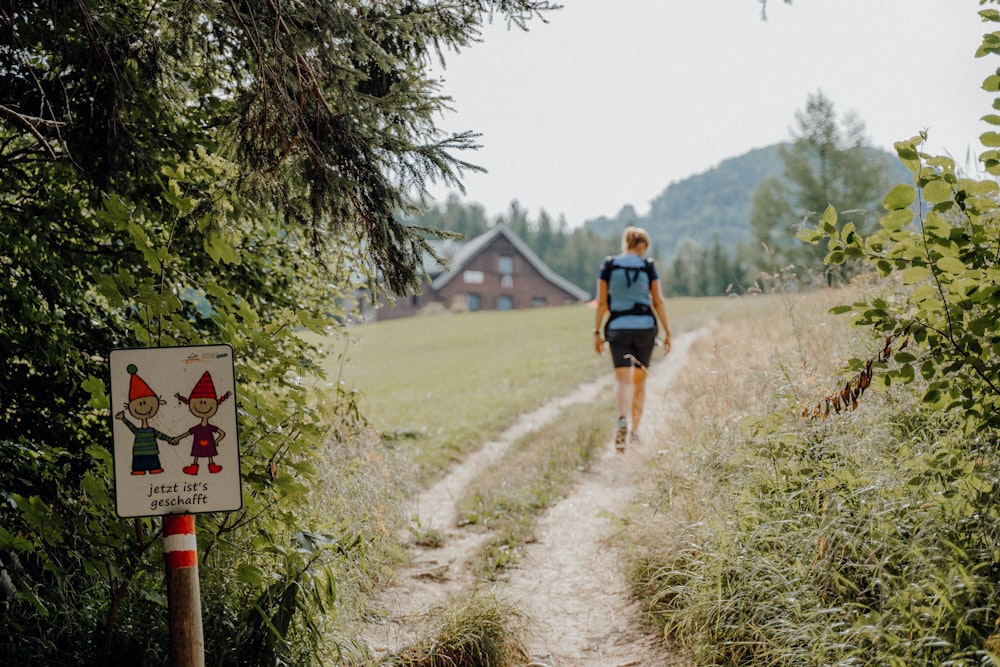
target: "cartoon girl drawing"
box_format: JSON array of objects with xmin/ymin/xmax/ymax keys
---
[
  {"xmin": 172, "ymin": 370, "xmax": 231, "ymax": 476},
  {"xmin": 116, "ymin": 364, "xmax": 172, "ymax": 475}
]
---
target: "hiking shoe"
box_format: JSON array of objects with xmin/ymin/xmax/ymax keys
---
[
  {"xmin": 630, "ymin": 431, "xmax": 640, "ymax": 445},
  {"xmin": 615, "ymin": 417, "xmax": 628, "ymax": 451}
]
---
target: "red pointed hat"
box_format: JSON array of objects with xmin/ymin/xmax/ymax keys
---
[
  {"xmin": 189, "ymin": 371, "xmax": 219, "ymax": 400},
  {"xmin": 127, "ymin": 364, "xmax": 156, "ymax": 401}
]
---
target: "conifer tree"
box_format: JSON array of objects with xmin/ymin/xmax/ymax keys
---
[
  {"xmin": 0, "ymin": 2, "xmax": 556, "ymax": 663},
  {"xmin": 749, "ymin": 91, "xmax": 890, "ymax": 285}
]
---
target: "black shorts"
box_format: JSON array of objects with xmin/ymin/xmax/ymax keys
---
[{"xmin": 606, "ymin": 328, "xmax": 657, "ymax": 369}]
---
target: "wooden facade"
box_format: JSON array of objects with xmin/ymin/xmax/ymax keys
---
[{"xmin": 373, "ymin": 225, "xmax": 590, "ymax": 321}]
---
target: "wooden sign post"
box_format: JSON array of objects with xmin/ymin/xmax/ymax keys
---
[
  {"xmin": 164, "ymin": 514, "xmax": 204, "ymax": 667},
  {"xmin": 109, "ymin": 344, "xmax": 241, "ymax": 666}
]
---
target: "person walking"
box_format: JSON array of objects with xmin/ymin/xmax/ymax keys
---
[{"xmin": 593, "ymin": 226, "xmax": 671, "ymax": 451}]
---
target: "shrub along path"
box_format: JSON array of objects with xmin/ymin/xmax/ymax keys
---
[{"xmin": 363, "ymin": 329, "xmax": 704, "ymax": 666}]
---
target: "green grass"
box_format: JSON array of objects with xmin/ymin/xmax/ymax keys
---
[
  {"xmin": 306, "ymin": 297, "xmax": 754, "ymax": 482},
  {"xmin": 310, "ymin": 305, "xmax": 602, "ymax": 479}
]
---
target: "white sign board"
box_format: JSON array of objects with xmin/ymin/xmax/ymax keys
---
[{"xmin": 109, "ymin": 345, "xmax": 242, "ymax": 518}]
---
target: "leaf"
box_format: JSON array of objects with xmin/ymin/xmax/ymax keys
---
[
  {"xmin": 895, "ymin": 141, "xmax": 921, "ymax": 161},
  {"xmin": 139, "ymin": 589, "xmax": 168, "ymax": 606},
  {"xmin": 935, "ymin": 256, "xmax": 968, "ymax": 274},
  {"xmin": 964, "ymin": 178, "xmax": 999, "ymax": 197},
  {"xmin": 161, "ymin": 178, "xmax": 195, "ymax": 216},
  {"xmin": 922, "ymin": 179, "xmax": 954, "ymax": 203},
  {"xmin": 901, "ymin": 265, "xmax": 931, "ymax": 285},
  {"xmin": 881, "ymin": 209, "xmax": 914, "ymax": 231},
  {"xmin": 81, "ymin": 472, "xmax": 110, "ymax": 505},
  {"xmin": 82, "ymin": 375, "xmax": 109, "ymax": 410},
  {"xmin": 236, "ymin": 563, "xmax": 266, "ymax": 587},
  {"xmin": 796, "ymin": 228, "xmax": 823, "ymax": 244},
  {"xmin": 898, "ymin": 363, "xmax": 915, "ymax": 383},
  {"xmin": 821, "ymin": 205, "xmax": 838, "ymax": 234},
  {"xmin": 883, "ymin": 184, "xmax": 916, "ymax": 210},
  {"xmin": 0, "ymin": 524, "xmax": 34, "ymax": 551},
  {"xmin": 827, "ymin": 249, "xmax": 846, "ymax": 265}
]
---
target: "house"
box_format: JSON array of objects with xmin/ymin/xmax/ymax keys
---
[{"xmin": 372, "ymin": 224, "xmax": 590, "ymax": 320}]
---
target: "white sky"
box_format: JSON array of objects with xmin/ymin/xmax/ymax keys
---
[{"xmin": 426, "ymin": 0, "xmax": 994, "ymax": 226}]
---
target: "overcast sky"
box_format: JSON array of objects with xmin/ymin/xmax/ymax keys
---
[{"xmin": 425, "ymin": 0, "xmax": 993, "ymax": 226}]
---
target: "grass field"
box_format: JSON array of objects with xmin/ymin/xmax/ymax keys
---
[{"xmin": 305, "ymin": 294, "xmax": 785, "ymax": 482}]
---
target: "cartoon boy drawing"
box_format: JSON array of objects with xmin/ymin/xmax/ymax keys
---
[
  {"xmin": 116, "ymin": 364, "xmax": 173, "ymax": 475},
  {"xmin": 172, "ymin": 370, "xmax": 231, "ymax": 476}
]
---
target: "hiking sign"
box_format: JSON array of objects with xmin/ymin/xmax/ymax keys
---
[{"xmin": 109, "ymin": 344, "xmax": 242, "ymax": 518}]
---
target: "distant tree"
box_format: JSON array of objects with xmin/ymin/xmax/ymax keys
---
[
  {"xmin": 749, "ymin": 91, "xmax": 891, "ymax": 285},
  {"xmin": 505, "ymin": 200, "xmax": 532, "ymax": 240},
  {"xmin": 417, "ymin": 194, "xmax": 492, "ymax": 239},
  {"xmin": 581, "ymin": 204, "xmax": 641, "ymax": 245},
  {"xmin": 534, "ymin": 210, "xmax": 558, "ymax": 257},
  {"xmin": 662, "ymin": 240, "xmax": 697, "ymax": 296},
  {"xmin": 657, "ymin": 236, "xmax": 747, "ymax": 297},
  {"xmin": 547, "ymin": 225, "xmax": 611, "ymax": 296},
  {"xmin": 758, "ymin": 0, "xmax": 793, "ymax": 19}
]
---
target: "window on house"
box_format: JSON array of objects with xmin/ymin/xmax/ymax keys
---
[
  {"xmin": 463, "ymin": 270, "xmax": 484, "ymax": 284},
  {"xmin": 531, "ymin": 297, "xmax": 547, "ymax": 307},
  {"xmin": 500, "ymin": 274, "xmax": 513, "ymax": 290},
  {"xmin": 497, "ymin": 295, "xmax": 513, "ymax": 311},
  {"xmin": 497, "ymin": 255, "xmax": 513, "ymax": 275},
  {"xmin": 467, "ymin": 293, "xmax": 481, "ymax": 311}
]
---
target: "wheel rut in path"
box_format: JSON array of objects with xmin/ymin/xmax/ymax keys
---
[{"xmin": 365, "ymin": 330, "xmax": 703, "ymax": 666}]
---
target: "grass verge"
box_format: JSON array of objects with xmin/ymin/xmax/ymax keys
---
[
  {"xmin": 455, "ymin": 401, "xmax": 614, "ymax": 580},
  {"xmin": 621, "ymin": 286, "xmax": 1000, "ymax": 664}
]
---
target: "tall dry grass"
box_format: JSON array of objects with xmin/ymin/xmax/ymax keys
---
[{"xmin": 622, "ymin": 286, "xmax": 1000, "ymax": 664}]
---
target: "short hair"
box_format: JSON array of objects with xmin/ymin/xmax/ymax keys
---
[{"xmin": 621, "ymin": 226, "xmax": 651, "ymax": 253}]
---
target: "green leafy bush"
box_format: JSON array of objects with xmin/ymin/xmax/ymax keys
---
[{"xmin": 0, "ymin": 1, "xmax": 556, "ymax": 664}]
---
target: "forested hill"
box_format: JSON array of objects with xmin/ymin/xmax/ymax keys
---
[
  {"xmin": 412, "ymin": 142, "xmax": 913, "ymax": 295},
  {"xmin": 583, "ymin": 144, "xmax": 910, "ymax": 261},
  {"xmin": 582, "ymin": 145, "xmax": 782, "ymax": 258}
]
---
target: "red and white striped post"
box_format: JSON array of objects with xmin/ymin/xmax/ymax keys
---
[{"xmin": 163, "ymin": 514, "xmax": 205, "ymax": 667}]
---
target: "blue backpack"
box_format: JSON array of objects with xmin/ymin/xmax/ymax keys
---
[{"xmin": 603, "ymin": 256, "xmax": 655, "ymax": 327}]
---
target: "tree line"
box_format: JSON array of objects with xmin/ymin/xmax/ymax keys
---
[{"xmin": 412, "ymin": 90, "xmax": 901, "ymax": 297}]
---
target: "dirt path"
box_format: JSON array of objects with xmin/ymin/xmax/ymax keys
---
[{"xmin": 364, "ymin": 330, "xmax": 703, "ymax": 666}]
